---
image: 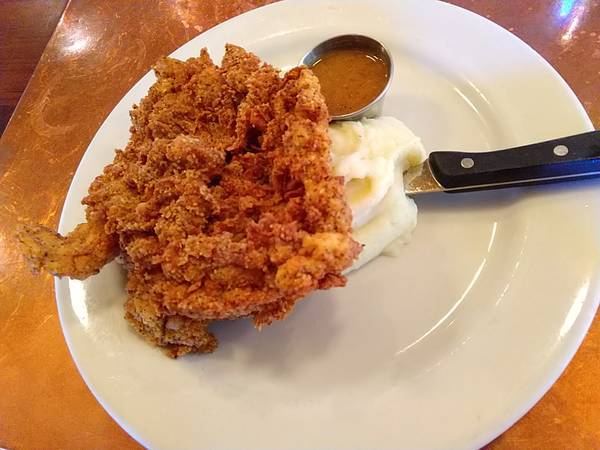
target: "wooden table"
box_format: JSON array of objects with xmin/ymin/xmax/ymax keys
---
[
  {"xmin": 0, "ymin": 1, "xmax": 598, "ymax": 448},
  {"xmin": 0, "ymin": 0, "xmax": 68, "ymax": 134}
]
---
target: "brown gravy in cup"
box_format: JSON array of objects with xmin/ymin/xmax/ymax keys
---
[{"xmin": 309, "ymin": 49, "xmax": 389, "ymax": 117}]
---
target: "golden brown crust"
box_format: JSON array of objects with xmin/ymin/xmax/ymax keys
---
[
  {"xmin": 16, "ymin": 219, "xmax": 118, "ymax": 280},
  {"xmin": 18, "ymin": 45, "xmax": 361, "ymax": 356},
  {"xmin": 124, "ymin": 271, "xmax": 217, "ymax": 357}
]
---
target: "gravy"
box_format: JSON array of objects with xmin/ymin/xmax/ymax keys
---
[{"xmin": 310, "ymin": 49, "xmax": 389, "ymax": 117}]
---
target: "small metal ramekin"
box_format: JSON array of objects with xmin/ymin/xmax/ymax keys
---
[{"xmin": 300, "ymin": 34, "xmax": 394, "ymax": 121}]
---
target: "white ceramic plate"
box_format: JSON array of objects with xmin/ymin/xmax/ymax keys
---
[{"xmin": 56, "ymin": 1, "xmax": 599, "ymax": 448}]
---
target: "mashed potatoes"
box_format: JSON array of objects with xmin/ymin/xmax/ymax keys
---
[{"xmin": 329, "ymin": 116, "xmax": 426, "ymax": 271}]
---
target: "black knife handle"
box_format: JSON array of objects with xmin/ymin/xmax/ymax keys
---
[{"xmin": 428, "ymin": 130, "xmax": 600, "ymax": 191}]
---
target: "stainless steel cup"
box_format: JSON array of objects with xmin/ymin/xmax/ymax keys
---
[{"xmin": 300, "ymin": 34, "xmax": 394, "ymax": 121}]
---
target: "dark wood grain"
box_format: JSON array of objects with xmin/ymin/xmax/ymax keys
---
[{"xmin": 0, "ymin": 0, "xmax": 68, "ymax": 135}]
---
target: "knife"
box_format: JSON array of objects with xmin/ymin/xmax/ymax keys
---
[{"xmin": 404, "ymin": 130, "xmax": 600, "ymax": 194}]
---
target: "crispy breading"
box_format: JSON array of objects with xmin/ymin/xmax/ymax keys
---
[
  {"xmin": 18, "ymin": 45, "xmax": 361, "ymax": 356},
  {"xmin": 16, "ymin": 219, "xmax": 118, "ymax": 279}
]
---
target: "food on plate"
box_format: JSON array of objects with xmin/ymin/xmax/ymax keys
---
[
  {"xmin": 330, "ymin": 117, "xmax": 426, "ymax": 271},
  {"xmin": 17, "ymin": 45, "xmax": 362, "ymax": 357},
  {"xmin": 17, "ymin": 43, "xmax": 425, "ymax": 357},
  {"xmin": 309, "ymin": 48, "xmax": 389, "ymax": 116}
]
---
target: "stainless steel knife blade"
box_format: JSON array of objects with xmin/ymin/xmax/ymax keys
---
[{"xmin": 404, "ymin": 159, "xmax": 444, "ymax": 195}]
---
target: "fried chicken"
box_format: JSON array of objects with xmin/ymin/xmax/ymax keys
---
[
  {"xmin": 17, "ymin": 219, "xmax": 118, "ymax": 279},
  {"xmin": 17, "ymin": 45, "xmax": 361, "ymax": 357}
]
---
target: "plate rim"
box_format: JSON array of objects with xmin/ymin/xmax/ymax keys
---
[{"xmin": 54, "ymin": 0, "xmax": 598, "ymax": 448}]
